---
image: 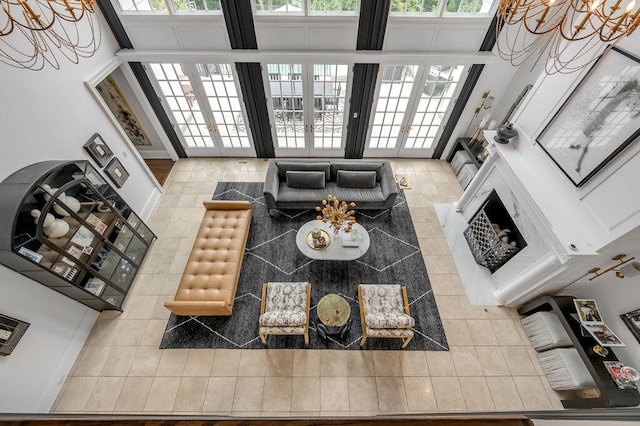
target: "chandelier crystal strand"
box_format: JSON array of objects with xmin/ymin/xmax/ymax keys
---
[
  {"xmin": 0, "ymin": 0, "xmax": 101, "ymax": 70},
  {"xmin": 497, "ymin": 0, "xmax": 640, "ymax": 73}
]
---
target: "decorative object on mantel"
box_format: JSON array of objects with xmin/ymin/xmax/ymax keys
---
[
  {"xmin": 501, "ymin": 85, "xmax": 533, "ymax": 125},
  {"xmin": 496, "ymin": 0, "xmax": 640, "ymax": 74},
  {"xmin": 536, "ymin": 47, "xmax": 640, "ymax": 187},
  {"xmin": 0, "ymin": 0, "xmax": 101, "ymax": 70},
  {"xmin": 466, "ymin": 91, "xmax": 495, "ymax": 145},
  {"xmin": 494, "ymin": 123, "xmax": 519, "ymax": 144},
  {"xmin": 0, "ymin": 313, "xmax": 30, "ymax": 356},
  {"xmin": 620, "ymin": 308, "xmax": 640, "ymax": 344},
  {"xmin": 316, "ymin": 194, "xmax": 356, "ymax": 233}
]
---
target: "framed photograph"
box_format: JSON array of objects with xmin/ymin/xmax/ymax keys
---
[
  {"xmin": 582, "ymin": 323, "xmax": 625, "ymax": 347},
  {"xmin": 536, "ymin": 47, "xmax": 640, "ymax": 187},
  {"xmin": 620, "ymin": 308, "xmax": 640, "ymax": 344},
  {"xmin": 104, "ymin": 158, "xmax": 129, "ymax": 188},
  {"xmin": 574, "ymin": 299, "xmax": 603, "ymax": 323},
  {"xmin": 0, "ymin": 313, "xmax": 30, "ymax": 356},
  {"xmin": 95, "ymin": 75, "xmax": 152, "ymax": 146},
  {"xmin": 83, "ymin": 133, "xmax": 113, "ymax": 167}
]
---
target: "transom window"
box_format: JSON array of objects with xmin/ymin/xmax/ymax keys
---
[
  {"xmin": 253, "ymin": 0, "xmax": 358, "ymax": 14},
  {"xmin": 116, "ymin": 0, "xmax": 493, "ymax": 14}
]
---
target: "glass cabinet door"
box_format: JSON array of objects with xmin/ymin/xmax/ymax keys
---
[{"xmin": 7, "ymin": 160, "xmax": 156, "ymax": 311}]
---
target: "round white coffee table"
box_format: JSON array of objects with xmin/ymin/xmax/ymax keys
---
[{"xmin": 296, "ymin": 220, "xmax": 370, "ymax": 261}]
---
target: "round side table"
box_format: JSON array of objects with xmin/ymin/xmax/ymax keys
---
[{"xmin": 316, "ymin": 294, "xmax": 352, "ymax": 339}]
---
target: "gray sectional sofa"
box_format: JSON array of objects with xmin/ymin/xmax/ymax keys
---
[{"xmin": 263, "ymin": 159, "xmax": 398, "ymax": 213}]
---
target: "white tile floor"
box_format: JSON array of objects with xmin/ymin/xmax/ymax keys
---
[{"xmin": 51, "ymin": 158, "xmax": 565, "ymax": 416}]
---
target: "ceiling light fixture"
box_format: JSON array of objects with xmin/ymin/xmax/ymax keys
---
[
  {"xmin": 496, "ymin": 0, "xmax": 640, "ymax": 74},
  {"xmin": 0, "ymin": 0, "xmax": 101, "ymax": 71}
]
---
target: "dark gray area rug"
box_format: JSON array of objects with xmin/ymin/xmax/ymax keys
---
[{"xmin": 160, "ymin": 182, "xmax": 448, "ymax": 351}]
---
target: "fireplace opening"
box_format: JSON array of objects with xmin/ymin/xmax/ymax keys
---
[{"xmin": 463, "ymin": 190, "xmax": 527, "ymax": 273}]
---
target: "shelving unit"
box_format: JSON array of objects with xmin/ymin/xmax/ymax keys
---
[
  {"xmin": 447, "ymin": 137, "xmax": 485, "ymax": 170},
  {"xmin": 518, "ymin": 295, "xmax": 640, "ymax": 408},
  {"xmin": 0, "ymin": 160, "xmax": 156, "ymax": 311}
]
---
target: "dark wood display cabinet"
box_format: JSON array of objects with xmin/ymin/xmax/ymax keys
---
[
  {"xmin": 0, "ymin": 160, "xmax": 156, "ymax": 311},
  {"xmin": 447, "ymin": 137, "xmax": 486, "ymax": 169}
]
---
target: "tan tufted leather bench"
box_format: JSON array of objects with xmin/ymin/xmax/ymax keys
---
[{"xmin": 164, "ymin": 200, "xmax": 252, "ymax": 316}]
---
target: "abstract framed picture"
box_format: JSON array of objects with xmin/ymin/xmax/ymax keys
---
[
  {"xmin": 95, "ymin": 74, "xmax": 152, "ymax": 146},
  {"xmin": 536, "ymin": 46, "xmax": 640, "ymax": 187},
  {"xmin": 620, "ymin": 308, "xmax": 640, "ymax": 344},
  {"xmin": 83, "ymin": 133, "xmax": 113, "ymax": 167},
  {"xmin": 104, "ymin": 158, "xmax": 129, "ymax": 188}
]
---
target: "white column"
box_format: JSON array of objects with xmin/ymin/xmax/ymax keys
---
[{"xmin": 493, "ymin": 252, "xmax": 563, "ymax": 306}]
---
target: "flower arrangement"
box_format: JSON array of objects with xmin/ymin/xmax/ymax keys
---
[{"xmin": 316, "ymin": 194, "xmax": 356, "ymax": 232}]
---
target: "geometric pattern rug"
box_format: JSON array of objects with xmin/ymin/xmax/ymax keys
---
[{"xmin": 160, "ymin": 182, "xmax": 448, "ymax": 351}]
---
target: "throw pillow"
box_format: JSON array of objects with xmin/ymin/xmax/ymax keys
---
[
  {"xmin": 286, "ymin": 171, "xmax": 326, "ymax": 189},
  {"xmin": 336, "ymin": 170, "xmax": 377, "ymax": 188}
]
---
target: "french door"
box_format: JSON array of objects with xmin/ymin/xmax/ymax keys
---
[
  {"xmin": 147, "ymin": 62, "xmax": 256, "ymax": 157},
  {"xmin": 365, "ymin": 64, "xmax": 467, "ymax": 158},
  {"xmin": 263, "ymin": 63, "xmax": 351, "ymax": 157}
]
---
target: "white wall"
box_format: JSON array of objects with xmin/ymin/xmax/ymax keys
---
[
  {"xmin": 0, "ymin": 16, "xmax": 161, "ymax": 412},
  {"xmin": 483, "ymin": 34, "xmax": 640, "ymax": 367}
]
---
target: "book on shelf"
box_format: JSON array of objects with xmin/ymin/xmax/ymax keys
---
[
  {"xmin": 85, "ymin": 278, "xmax": 106, "ymax": 296},
  {"xmin": 573, "ymin": 299, "xmax": 625, "ymax": 347},
  {"xmin": 95, "ymin": 222, "xmax": 107, "ymax": 235},
  {"xmin": 603, "ymin": 361, "xmax": 638, "ymax": 390}
]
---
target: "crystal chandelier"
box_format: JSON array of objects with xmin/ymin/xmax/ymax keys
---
[
  {"xmin": 496, "ymin": 0, "xmax": 640, "ymax": 73},
  {"xmin": 0, "ymin": 0, "xmax": 101, "ymax": 71}
]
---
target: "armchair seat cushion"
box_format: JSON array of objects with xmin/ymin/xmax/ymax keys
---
[
  {"xmin": 365, "ymin": 312, "xmax": 415, "ymax": 329},
  {"xmin": 366, "ymin": 328, "xmax": 415, "ymax": 338},
  {"xmin": 259, "ymin": 310, "xmax": 307, "ymax": 327}
]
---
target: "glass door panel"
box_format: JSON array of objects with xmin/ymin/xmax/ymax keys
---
[
  {"xmin": 402, "ymin": 65, "xmax": 465, "ymax": 154},
  {"xmin": 267, "ymin": 63, "xmax": 307, "ymax": 151},
  {"xmin": 148, "ymin": 63, "xmax": 255, "ymax": 157},
  {"xmin": 367, "ymin": 65, "xmax": 419, "ymax": 153},
  {"xmin": 265, "ymin": 62, "xmax": 349, "ymax": 157},
  {"xmin": 197, "ymin": 63, "xmax": 254, "ymax": 153},
  {"xmin": 365, "ymin": 64, "xmax": 467, "ymax": 158},
  {"xmin": 311, "ymin": 64, "xmax": 349, "ymax": 154},
  {"xmin": 149, "ymin": 63, "xmax": 217, "ymax": 152}
]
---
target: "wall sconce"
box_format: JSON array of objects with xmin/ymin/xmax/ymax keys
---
[
  {"xmin": 567, "ymin": 254, "xmax": 636, "ymax": 285},
  {"xmin": 467, "ymin": 92, "xmax": 496, "ymax": 145}
]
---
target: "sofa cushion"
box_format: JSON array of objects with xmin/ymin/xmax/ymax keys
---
[
  {"xmin": 337, "ymin": 170, "xmax": 377, "ymax": 188},
  {"xmin": 331, "ymin": 162, "xmax": 383, "ymax": 182},
  {"xmin": 286, "ymin": 171, "xmax": 326, "ymax": 189},
  {"xmin": 277, "ymin": 161, "xmax": 330, "ymax": 182}
]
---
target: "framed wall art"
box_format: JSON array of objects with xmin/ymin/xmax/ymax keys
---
[
  {"xmin": 95, "ymin": 74, "xmax": 152, "ymax": 146},
  {"xmin": 0, "ymin": 313, "xmax": 30, "ymax": 356},
  {"xmin": 104, "ymin": 158, "xmax": 130, "ymax": 188},
  {"xmin": 536, "ymin": 47, "xmax": 640, "ymax": 187},
  {"xmin": 620, "ymin": 308, "xmax": 640, "ymax": 344},
  {"xmin": 83, "ymin": 133, "xmax": 113, "ymax": 167}
]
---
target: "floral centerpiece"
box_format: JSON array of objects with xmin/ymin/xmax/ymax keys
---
[{"xmin": 316, "ymin": 194, "xmax": 356, "ymax": 233}]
